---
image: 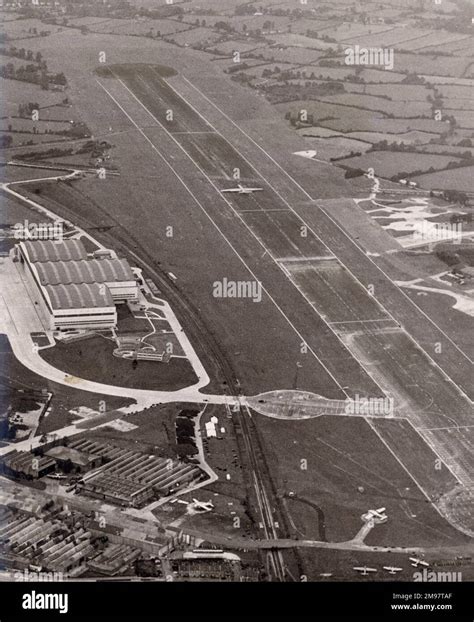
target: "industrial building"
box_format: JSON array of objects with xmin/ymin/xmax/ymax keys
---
[
  {"xmin": 87, "ymin": 544, "xmax": 141, "ymax": 576},
  {"xmin": 12, "ymin": 239, "xmax": 138, "ymax": 330},
  {"xmin": 0, "ymin": 504, "xmax": 142, "ymax": 578},
  {"xmin": 69, "ymin": 438, "xmax": 203, "ymax": 508},
  {"xmin": 1, "ymin": 450, "xmax": 56, "ymax": 480},
  {"xmin": 44, "ymin": 446, "xmax": 102, "ymax": 473}
]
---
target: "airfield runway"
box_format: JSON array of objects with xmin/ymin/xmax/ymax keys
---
[{"xmin": 93, "ymin": 65, "xmax": 472, "ymax": 501}]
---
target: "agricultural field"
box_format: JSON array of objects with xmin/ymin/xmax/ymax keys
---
[
  {"xmin": 354, "ymin": 84, "xmax": 432, "ymax": 102},
  {"xmin": 340, "ymin": 26, "xmax": 429, "ymax": 49},
  {"xmin": 210, "ymin": 39, "xmax": 265, "ymax": 56},
  {"xmin": 254, "ymin": 46, "xmax": 323, "ymax": 64},
  {"xmin": 0, "ymin": 17, "xmax": 60, "ymax": 38},
  {"xmin": 315, "ymin": 93, "xmax": 431, "ymax": 118},
  {"xmin": 413, "ymin": 166, "xmax": 474, "ymax": 192},
  {"xmin": 295, "ymin": 133, "xmax": 371, "ymax": 160},
  {"xmin": 323, "ymin": 22, "xmax": 393, "ymax": 43},
  {"xmin": 279, "ymin": 99, "xmax": 446, "ymax": 136},
  {"xmin": 164, "ymin": 27, "xmax": 222, "ymax": 48},
  {"xmin": 268, "ymin": 33, "xmax": 334, "ymax": 51},
  {"xmin": 89, "ymin": 18, "xmax": 193, "ymax": 37},
  {"xmin": 0, "ymin": 77, "xmax": 65, "ymax": 108},
  {"xmin": 347, "ymin": 130, "xmax": 437, "ymax": 145},
  {"xmin": 339, "ymin": 151, "xmax": 462, "ymax": 179}
]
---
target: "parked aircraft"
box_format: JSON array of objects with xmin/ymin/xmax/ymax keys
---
[
  {"xmin": 366, "ymin": 507, "xmax": 388, "ymax": 522},
  {"xmin": 410, "ymin": 557, "xmax": 429, "ymax": 568},
  {"xmin": 353, "ymin": 567, "xmax": 377, "ymax": 576},
  {"xmin": 383, "ymin": 566, "xmax": 403, "ymax": 575},
  {"xmin": 221, "ymin": 184, "xmax": 263, "ymax": 195}
]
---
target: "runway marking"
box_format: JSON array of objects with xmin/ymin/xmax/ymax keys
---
[
  {"xmin": 277, "ymin": 255, "xmax": 335, "ymax": 262},
  {"xmin": 419, "ymin": 424, "xmax": 474, "ymax": 431},
  {"xmin": 115, "ymin": 71, "xmax": 392, "ymax": 398},
  {"xmin": 180, "ymin": 75, "xmax": 474, "ymax": 382},
  {"xmin": 238, "ymin": 208, "xmax": 291, "ymax": 213},
  {"xmin": 170, "ymin": 131, "xmax": 216, "ymax": 135},
  {"xmin": 96, "ymin": 78, "xmax": 350, "ymax": 399},
  {"xmin": 328, "ymin": 319, "xmax": 397, "ymax": 325},
  {"xmin": 366, "ymin": 418, "xmax": 463, "ymax": 532},
  {"xmin": 406, "ymin": 419, "xmax": 464, "ymax": 485}
]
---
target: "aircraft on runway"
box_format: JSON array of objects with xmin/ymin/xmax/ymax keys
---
[
  {"xmin": 409, "ymin": 557, "xmax": 429, "ymax": 568},
  {"xmin": 221, "ymin": 184, "xmax": 263, "ymax": 195},
  {"xmin": 366, "ymin": 507, "xmax": 388, "ymax": 522},
  {"xmin": 353, "ymin": 566, "xmax": 377, "ymax": 576},
  {"xmin": 383, "ymin": 566, "xmax": 403, "ymax": 575}
]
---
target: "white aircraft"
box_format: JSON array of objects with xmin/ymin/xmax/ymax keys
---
[
  {"xmin": 383, "ymin": 566, "xmax": 403, "ymax": 575},
  {"xmin": 353, "ymin": 566, "xmax": 377, "ymax": 576},
  {"xmin": 191, "ymin": 499, "xmax": 214, "ymax": 512},
  {"xmin": 221, "ymin": 184, "xmax": 263, "ymax": 195},
  {"xmin": 366, "ymin": 507, "xmax": 388, "ymax": 521},
  {"xmin": 410, "ymin": 557, "xmax": 429, "ymax": 568}
]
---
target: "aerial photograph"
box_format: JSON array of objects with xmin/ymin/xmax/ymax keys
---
[{"xmin": 0, "ymin": 0, "xmax": 472, "ymax": 618}]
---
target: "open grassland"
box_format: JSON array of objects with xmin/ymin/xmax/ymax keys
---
[
  {"xmin": 255, "ymin": 414, "xmax": 468, "ymax": 548},
  {"xmin": 0, "ymin": 190, "xmax": 54, "ymax": 222},
  {"xmin": 40, "ymin": 337, "xmax": 198, "ymax": 391},
  {"xmin": 0, "ymin": 335, "xmax": 133, "ymax": 436}
]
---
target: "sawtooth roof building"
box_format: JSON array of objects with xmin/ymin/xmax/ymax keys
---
[{"xmin": 13, "ymin": 239, "xmax": 138, "ymax": 330}]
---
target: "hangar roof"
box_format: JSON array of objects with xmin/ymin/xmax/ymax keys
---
[
  {"xmin": 45, "ymin": 283, "xmax": 114, "ymax": 310},
  {"xmin": 22, "ymin": 239, "xmax": 88, "ymax": 263},
  {"xmin": 35, "ymin": 258, "xmax": 134, "ymax": 286}
]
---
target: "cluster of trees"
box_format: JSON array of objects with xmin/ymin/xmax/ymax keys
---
[
  {"xmin": 0, "ymin": 61, "xmax": 66, "ymax": 90},
  {"xmin": 370, "ymin": 140, "xmax": 473, "ymax": 161},
  {"xmin": 174, "ymin": 409, "xmax": 199, "ymax": 458},
  {"xmin": 443, "ymin": 189, "xmax": 470, "ymax": 206},
  {"xmin": 16, "ymin": 145, "xmax": 75, "ymax": 161},
  {"xmin": 18, "ymin": 101, "xmax": 40, "ymax": 118},
  {"xmin": 0, "ymin": 135, "xmax": 13, "ymax": 149},
  {"xmin": 0, "ymin": 46, "xmax": 43, "ymax": 64},
  {"xmin": 306, "ymin": 30, "xmax": 337, "ymax": 43},
  {"xmin": 262, "ymin": 80, "xmax": 344, "ymax": 104}
]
